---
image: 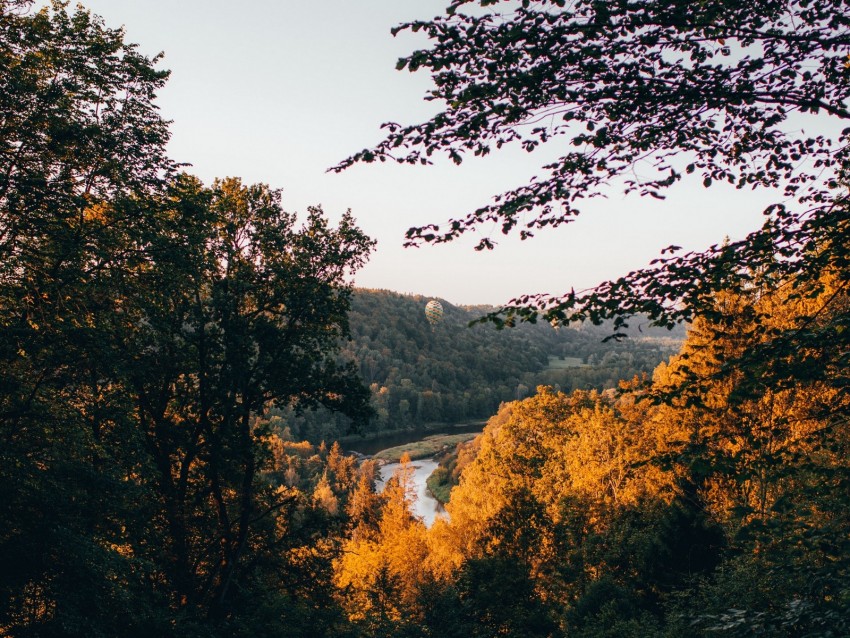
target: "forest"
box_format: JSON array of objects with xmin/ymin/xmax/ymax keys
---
[
  {"xmin": 270, "ymin": 288, "xmax": 682, "ymax": 443},
  {"xmin": 333, "ymin": 278, "xmax": 850, "ymax": 636},
  {"xmin": 2, "ymin": 1, "xmax": 849, "ymax": 637}
]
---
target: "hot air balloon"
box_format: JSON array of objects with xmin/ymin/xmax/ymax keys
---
[{"xmin": 425, "ymin": 300, "xmax": 443, "ymax": 327}]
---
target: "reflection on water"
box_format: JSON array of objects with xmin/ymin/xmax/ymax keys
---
[{"xmin": 376, "ymin": 458, "xmax": 447, "ymax": 528}]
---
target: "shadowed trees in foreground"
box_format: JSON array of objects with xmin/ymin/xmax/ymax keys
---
[{"xmin": 0, "ymin": 2, "xmax": 374, "ymax": 634}]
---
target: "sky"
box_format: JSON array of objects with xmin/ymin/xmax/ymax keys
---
[{"xmin": 77, "ymin": 0, "xmax": 781, "ymax": 306}]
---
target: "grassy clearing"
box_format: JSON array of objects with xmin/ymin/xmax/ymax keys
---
[
  {"xmin": 426, "ymin": 468, "xmax": 453, "ymax": 504},
  {"xmin": 546, "ymin": 355, "xmax": 586, "ymax": 369},
  {"xmin": 373, "ymin": 432, "xmax": 480, "ymax": 462}
]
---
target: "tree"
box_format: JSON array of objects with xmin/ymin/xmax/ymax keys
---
[
  {"xmin": 420, "ymin": 556, "xmax": 557, "ymax": 638},
  {"xmin": 0, "ymin": 2, "xmax": 377, "ymax": 633},
  {"xmin": 117, "ymin": 175, "xmax": 375, "ymax": 621},
  {"xmin": 646, "ymin": 275, "xmax": 850, "ymax": 633},
  {"xmin": 0, "ymin": 2, "xmax": 175, "ymax": 632},
  {"xmin": 335, "ymin": 455, "xmax": 429, "ymax": 635},
  {"xmin": 336, "ymin": 0, "xmax": 850, "ymax": 336}
]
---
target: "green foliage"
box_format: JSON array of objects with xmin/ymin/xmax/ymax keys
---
[
  {"xmin": 109, "ymin": 175, "xmax": 374, "ymax": 623},
  {"xmin": 421, "ymin": 557, "xmax": 557, "ymax": 638},
  {"xmin": 427, "ymin": 437, "xmax": 481, "ymax": 504},
  {"xmin": 0, "ymin": 2, "xmax": 173, "ymax": 633},
  {"xmin": 425, "ymin": 466, "xmax": 452, "ymax": 504},
  {"xmin": 270, "ymin": 289, "xmax": 682, "ymax": 442},
  {"xmin": 0, "ymin": 2, "xmax": 374, "ymax": 635}
]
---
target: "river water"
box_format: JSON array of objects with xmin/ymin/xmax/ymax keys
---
[
  {"xmin": 342, "ymin": 422, "xmax": 485, "ymax": 457},
  {"xmin": 376, "ymin": 458, "xmax": 447, "ymax": 527},
  {"xmin": 343, "ymin": 423, "xmax": 484, "ymax": 528}
]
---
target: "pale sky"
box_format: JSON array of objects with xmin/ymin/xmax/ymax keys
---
[{"xmin": 78, "ymin": 0, "xmax": 785, "ymax": 306}]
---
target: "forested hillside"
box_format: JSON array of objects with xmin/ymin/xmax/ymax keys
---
[
  {"xmin": 269, "ymin": 289, "xmax": 683, "ymax": 442},
  {"xmin": 334, "ymin": 270, "xmax": 850, "ymax": 637}
]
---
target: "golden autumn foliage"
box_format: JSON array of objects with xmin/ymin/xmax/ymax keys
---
[
  {"xmin": 649, "ymin": 274, "xmax": 850, "ymax": 533},
  {"xmin": 327, "ymin": 267, "xmax": 849, "ymax": 636},
  {"xmin": 439, "ymin": 386, "xmax": 680, "ymax": 568},
  {"xmin": 334, "ymin": 454, "xmax": 430, "ymax": 630}
]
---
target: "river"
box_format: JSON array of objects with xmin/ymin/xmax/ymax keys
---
[
  {"xmin": 343, "ymin": 423, "xmax": 484, "ymax": 528},
  {"xmin": 376, "ymin": 458, "xmax": 447, "ymax": 527},
  {"xmin": 342, "ymin": 422, "xmax": 484, "ymax": 457}
]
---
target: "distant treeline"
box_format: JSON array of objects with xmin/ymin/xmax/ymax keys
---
[{"xmin": 268, "ymin": 289, "xmax": 684, "ymax": 442}]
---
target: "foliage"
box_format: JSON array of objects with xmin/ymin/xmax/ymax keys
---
[
  {"xmin": 0, "ymin": 2, "xmax": 375, "ymax": 635},
  {"xmin": 335, "ymin": 455, "xmax": 431, "ymax": 637},
  {"xmin": 337, "ymin": 0, "xmax": 850, "ymax": 345},
  {"xmin": 0, "ymin": 2, "xmax": 173, "ymax": 633},
  {"xmin": 426, "ymin": 436, "xmax": 481, "ymax": 504},
  {"xmin": 270, "ymin": 288, "xmax": 682, "ymax": 442},
  {"xmin": 4, "ymin": 1, "xmax": 850, "ymax": 636},
  {"xmin": 415, "ymin": 271, "xmax": 846, "ymax": 636},
  {"xmin": 108, "ymin": 175, "xmax": 373, "ymax": 623},
  {"xmin": 421, "ymin": 556, "xmax": 558, "ymax": 638},
  {"xmin": 330, "ymin": 5, "xmax": 850, "ymax": 629},
  {"xmin": 326, "ymin": 267, "xmax": 849, "ymax": 637}
]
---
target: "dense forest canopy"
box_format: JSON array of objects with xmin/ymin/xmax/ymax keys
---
[
  {"xmin": 0, "ymin": 1, "xmax": 374, "ymax": 633},
  {"xmin": 334, "ymin": 270, "xmax": 850, "ymax": 637},
  {"xmin": 271, "ymin": 288, "xmax": 682, "ymax": 442}
]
